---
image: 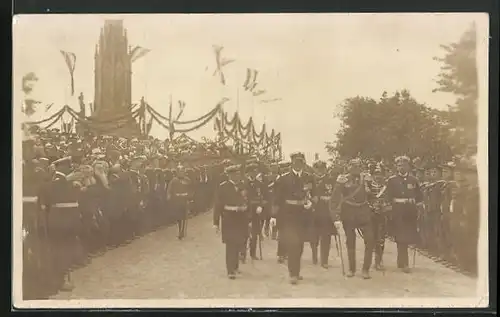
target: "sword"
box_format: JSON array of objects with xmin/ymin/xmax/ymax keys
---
[
  {"xmin": 333, "ymin": 234, "xmax": 340, "ymax": 256},
  {"xmin": 335, "ymin": 231, "xmax": 346, "ymax": 276}
]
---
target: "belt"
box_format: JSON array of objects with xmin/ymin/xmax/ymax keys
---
[
  {"xmin": 23, "ymin": 196, "xmax": 38, "ymax": 203},
  {"xmin": 285, "ymin": 199, "xmax": 305, "ymax": 205},
  {"xmin": 224, "ymin": 205, "xmax": 247, "ymax": 212},
  {"xmin": 319, "ymin": 196, "xmax": 330, "ymax": 201},
  {"xmin": 175, "ymin": 193, "xmax": 189, "ymax": 197},
  {"xmin": 54, "ymin": 202, "xmax": 79, "ymax": 208},
  {"xmin": 393, "ymin": 198, "xmax": 416, "ymax": 204}
]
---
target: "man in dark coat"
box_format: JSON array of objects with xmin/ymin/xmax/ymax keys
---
[
  {"xmin": 167, "ymin": 164, "xmax": 193, "ymax": 240},
  {"xmin": 245, "ymin": 161, "xmax": 267, "ymax": 261},
  {"xmin": 213, "ymin": 164, "xmax": 250, "ymax": 279},
  {"xmin": 330, "ymin": 158, "xmax": 375, "ymax": 279},
  {"xmin": 384, "ymin": 155, "xmax": 423, "ymax": 273},
  {"xmin": 310, "ymin": 160, "xmax": 337, "ymax": 268},
  {"xmin": 270, "ymin": 152, "xmax": 315, "ymax": 284}
]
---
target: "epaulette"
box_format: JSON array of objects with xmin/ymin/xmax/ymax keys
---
[{"xmin": 336, "ymin": 174, "xmax": 348, "ymax": 184}]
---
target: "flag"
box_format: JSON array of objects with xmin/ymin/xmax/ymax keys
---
[
  {"xmin": 243, "ymin": 68, "xmax": 258, "ymax": 91},
  {"xmin": 175, "ymin": 100, "xmax": 186, "ymax": 121},
  {"xmin": 23, "ymin": 99, "xmax": 41, "ymax": 117},
  {"xmin": 60, "ymin": 50, "xmax": 77, "ymax": 96},
  {"xmin": 45, "ymin": 103, "xmax": 54, "ymax": 112},
  {"xmin": 21, "ymin": 72, "xmax": 38, "ymax": 95},
  {"xmin": 259, "ymin": 98, "xmax": 282, "ymax": 104},
  {"xmin": 130, "ymin": 45, "xmax": 151, "ymax": 63},
  {"xmin": 252, "ymin": 89, "xmax": 266, "ymax": 97},
  {"xmin": 212, "ymin": 45, "xmax": 234, "ymax": 86}
]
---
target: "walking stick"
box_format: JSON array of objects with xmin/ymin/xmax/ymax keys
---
[
  {"xmin": 412, "ymin": 246, "xmax": 417, "ymax": 268},
  {"xmin": 258, "ymin": 231, "xmax": 263, "ymax": 260},
  {"xmin": 334, "ymin": 234, "xmax": 340, "ymax": 256},
  {"xmin": 336, "ymin": 233, "xmax": 346, "ymax": 276}
]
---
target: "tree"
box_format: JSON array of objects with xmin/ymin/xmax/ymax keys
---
[
  {"xmin": 21, "ymin": 72, "xmax": 41, "ymax": 117},
  {"xmin": 433, "ymin": 23, "xmax": 478, "ymax": 152},
  {"xmin": 327, "ymin": 90, "xmax": 453, "ymax": 163}
]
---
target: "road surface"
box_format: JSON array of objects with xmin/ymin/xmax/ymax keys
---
[{"xmin": 51, "ymin": 212, "xmax": 477, "ymax": 299}]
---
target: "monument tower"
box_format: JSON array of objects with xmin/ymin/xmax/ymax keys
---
[{"xmin": 91, "ymin": 19, "xmax": 141, "ymax": 137}]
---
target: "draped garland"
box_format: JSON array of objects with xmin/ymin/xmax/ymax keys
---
[{"xmin": 24, "ymin": 99, "xmax": 282, "ymax": 161}]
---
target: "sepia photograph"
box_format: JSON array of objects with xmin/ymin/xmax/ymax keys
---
[{"xmin": 12, "ymin": 13, "xmax": 489, "ymax": 308}]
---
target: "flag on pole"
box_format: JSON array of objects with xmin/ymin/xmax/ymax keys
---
[
  {"xmin": 130, "ymin": 46, "xmax": 151, "ymax": 63},
  {"xmin": 243, "ymin": 68, "xmax": 258, "ymax": 91},
  {"xmin": 60, "ymin": 50, "xmax": 77, "ymax": 96},
  {"xmin": 175, "ymin": 100, "xmax": 186, "ymax": 121},
  {"xmin": 212, "ymin": 45, "xmax": 235, "ymax": 85},
  {"xmin": 252, "ymin": 89, "xmax": 266, "ymax": 97},
  {"xmin": 45, "ymin": 103, "xmax": 54, "ymax": 112}
]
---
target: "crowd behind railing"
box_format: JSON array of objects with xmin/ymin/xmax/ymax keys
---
[{"xmin": 20, "ymin": 127, "xmax": 480, "ymax": 299}]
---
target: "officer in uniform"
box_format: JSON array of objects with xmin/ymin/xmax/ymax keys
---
[
  {"xmin": 126, "ymin": 155, "xmax": 148, "ymax": 239},
  {"xmin": 270, "ymin": 152, "xmax": 315, "ymax": 284},
  {"xmin": 384, "ymin": 156, "xmax": 423, "ymax": 273},
  {"xmin": 330, "ymin": 158, "xmax": 375, "ymax": 279},
  {"xmin": 213, "ymin": 164, "xmax": 250, "ymax": 279},
  {"xmin": 370, "ymin": 165, "xmax": 388, "ymax": 271},
  {"xmin": 167, "ymin": 164, "xmax": 193, "ymax": 240},
  {"xmin": 270, "ymin": 161, "xmax": 291, "ymax": 263},
  {"xmin": 245, "ymin": 161, "xmax": 267, "ymax": 261},
  {"xmin": 310, "ymin": 160, "xmax": 337, "ymax": 268}
]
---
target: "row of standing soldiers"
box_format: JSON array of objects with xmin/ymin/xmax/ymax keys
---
[
  {"xmin": 22, "ymin": 154, "xmax": 218, "ymax": 299},
  {"xmin": 213, "ymin": 153, "xmax": 425, "ymax": 284}
]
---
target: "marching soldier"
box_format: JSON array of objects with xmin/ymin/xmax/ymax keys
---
[
  {"xmin": 371, "ymin": 165, "xmax": 389, "ymax": 271},
  {"xmin": 310, "ymin": 160, "xmax": 337, "ymax": 268},
  {"xmin": 166, "ymin": 164, "xmax": 193, "ymax": 240},
  {"xmin": 270, "ymin": 152, "xmax": 315, "ymax": 284},
  {"xmin": 213, "ymin": 164, "xmax": 250, "ymax": 279},
  {"xmin": 384, "ymin": 156, "xmax": 423, "ymax": 273},
  {"xmin": 245, "ymin": 161, "xmax": 266, "ymax": 261},
  {"xmin": 271, "ymin": 161, "xmax": 291, "ymax": 263},
  {"xmin": 330, "ymin": 158, "xmax": 376, "ymax": 279},
  {"xmin": 125, "ymin": 155, "xmax": 148, "ymax": 239}
]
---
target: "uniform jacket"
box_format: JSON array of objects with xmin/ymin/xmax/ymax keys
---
[{"xmin": 213, "ymin": 179, "xmax": 249, "ymax": 244}]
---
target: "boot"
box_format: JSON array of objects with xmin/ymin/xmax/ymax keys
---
[
  {"xmin": 290, "ymin": 276, "xmax": 299, "ymax": 285},
  {"xmin": 361, "ymin": 270, "xmax": 371, "ymax": 279},
  {"xmin": 346, "ymin": 271, "xmax": 355, "ymax": 278}
]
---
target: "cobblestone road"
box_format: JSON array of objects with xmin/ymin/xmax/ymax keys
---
[{"xmin": 51, "ymin": 212, "xmax": 477, "ymax": 299}]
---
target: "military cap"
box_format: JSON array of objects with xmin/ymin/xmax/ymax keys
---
[
  {"xmin": 290, "ymin": 151, "xmax": 305, "ymax": 161},
  {"xmin": 440, "ymin": 161, "xmax": 456, "ymax": 169},
  {"xmin": 225, "ymin": 164, "xmax": 241, "ymax": 174},
  {"xmin": 313, "ymin": 160, "xmax": 327, "ymax": 169},
  {"xmin": 394, "ymin": 156, "xmax": 410, "ymax": 164},
  {"xmin": 52, "ymin": 156, "xmax": 72, "ymax": 169},
  {"xmin": 424, "ymin": 161, "xmax": 441, "ymax": 170},
  {"xmin": 245, "ymin": 162, "xmax": 259, "ymax": 172},
  {"xmin": 349, "ymin": 158, "xmax": 362, "ymax": 165}
]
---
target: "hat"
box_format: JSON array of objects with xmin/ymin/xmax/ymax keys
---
[
  {"xmin": 225, "ymin": 164, "xmax": 240, "ymax": 174},
  {"xmin": 52, "ymin": 156, "xmax": 72, "ymax": 169},
  {"xmin": 313, "ymin": 160, "xmax": 327, "ymax": 169},
  {"xmin": 349, "ymin": 158, "xmax": 362, "ymax": 166},
  {"xmin": 245, "ymin": 162, "xmax": 259, "ymax": 172},
  {"xmin": 290, "ymin": 152, "xmax": 305, "ymax": 161},
  {"xmin": 394, "ymin": 156, "xmax": 410, "ymax": 165}
]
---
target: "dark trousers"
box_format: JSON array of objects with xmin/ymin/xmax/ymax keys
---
[
  {"xmin": 342, "ymin": 221, "xmax": 375, "ymax": 272},
  {"xmin": 286, "ymin": 238, "xmax": 304, "ymax": 277},
  {"xmin": 249, "ymin": 218, "xmax": 263, "ymax": 258},
  {"xmin": 397, "ymin": 243, "xmax": 409, "ymax": 268},
  {"xmin": 225, "ymin": 242, "xmax": 240, "ymax": 274},
  {"xmin": 177, "ymin": 219, "xmax": 186, "ymax": 238},
  {"xmin": 372, "ymin": 213, "xmax": 386, "ymax": 265},
  {"xmin": 310, "ymin": 234, "xmax": 331, "ymax": 265}
]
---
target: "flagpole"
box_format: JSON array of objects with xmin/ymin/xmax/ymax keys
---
[{"xmin": 169, "ymin": 94, "xmax": 174, "ymax": 141}]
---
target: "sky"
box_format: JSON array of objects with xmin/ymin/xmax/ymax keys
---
[{"xmin": 13, "ymin": 13, "xmax": 486, "ymax": 162}]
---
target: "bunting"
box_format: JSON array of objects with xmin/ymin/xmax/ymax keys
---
[
  {"xmin": 130, "ymin": 45, "xmax": 151, "ymax": 63},
  {"xmin": 60, "ymin": 50, "xmax": 77, "ymax": 96}
]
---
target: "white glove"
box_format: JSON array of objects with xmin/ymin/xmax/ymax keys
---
[
  {"xmin": 304, "ymin": 200, "xmax": 313, "ymax": 210},
  {"xmin": 334, "ymin": 220, "xmax": 342, "ymax": 230},
  {"xmin": 270, "ymin": 217, "xmax": 277, "ymax": 227},
  {"xmin": 256, "ymin": 206, "xmax": 263, "ymax": 214}
]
